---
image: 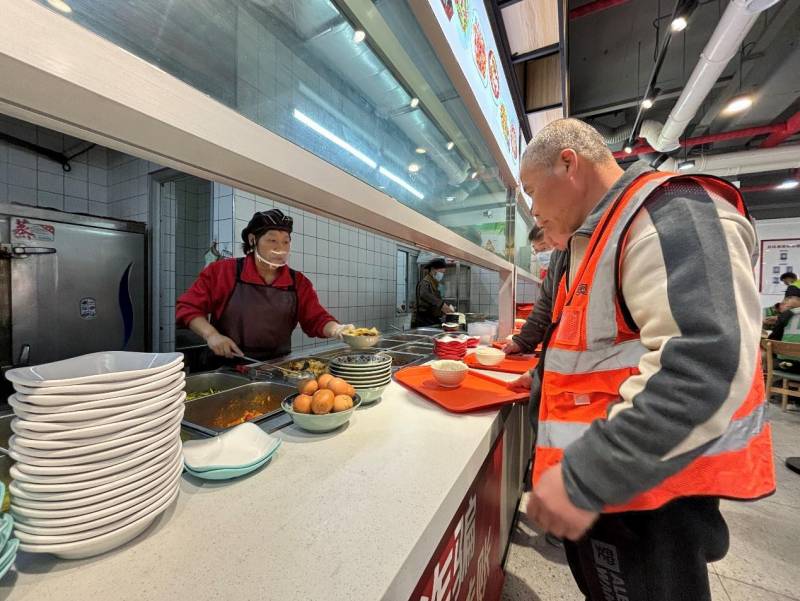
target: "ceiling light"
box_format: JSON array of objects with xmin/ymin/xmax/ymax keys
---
[
  {"xmin": 446, "ymin": 196, "xmax": 455, "ymax": 202},
  {"xmin": 47, "ymin": 0, "xmax": 72, "ymax": 12},
  {"xmin": 723, "ymin": 96, "xmax": 753, "ymax": 115},
  {"xmin": 407, "ymin": 162, "xmax": 421, "ymax": 173},
  {"xmin": 777, "ymin": 180, "xmax": 799, "ymax": 190},
  {"xmin": 677, "ymin": 160, "xmax": 696, "ymax": 171},
  {"xmin": 352, "ymin": 30, "xmax": 366, "ymax": 43},
  {"xmin": 470, "ymin": 170, "xmax": 478, "ymax": 180},
  {"xmin": 671, "ymin": 17, "xmax": 688, "ymax": 32},
  {"xmin": 379, "ymin": 166, "xmax": 424, "ymax": 200},
  {"xmin": 293, "ymin": 109, "xmax": 377, "ymax": 169},
  {"xmin": 623, "ymin": 146, "xmax": 633, "ymax": 154},
  {"xmin": 641, "ymin": 98, "xmax": 654, "ymax": 109},
  {"xmin": 446, "ymin": 141, "xmax": 455, "ymax": 150},
  {"xmin": 415, "ymin": 147, "xmax": 427, "ymax": 154},
  {"xmin": 409, "ymin": 98, "xmax": 419, "ymax": 108}
]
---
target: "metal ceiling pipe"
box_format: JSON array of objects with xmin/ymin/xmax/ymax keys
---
[
  {"xmin": 658, "ymin": 145, "xmax": 800, "ymax": 177},
  {"xmin": 653, "ymin": 0, "xmax": 781, "ymax": 153}
]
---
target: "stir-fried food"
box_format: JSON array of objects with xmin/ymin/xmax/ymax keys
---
[
  {"xmin": 343, "ymin": 327, "xmax": 379, "ymax": 337},
  {"xmin": 278, "ymin": 358, "xmax": 328, "ymax": 378},
  {"xmin": 186, "ymin": 388, "xmax": 218, "ymax": 401}
]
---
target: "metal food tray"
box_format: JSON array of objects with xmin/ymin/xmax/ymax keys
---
[
  {"xmin": 382, "ymin": 350, "xmax": 428, "ymax": 369},
  {"xmin": 182, "ymin": 381, "xmax": 296, "ymax": 436},
  {"xmin": 185, "ymin": 372, "xmax": 251, "ymax": 396},
  {"xmin": 392, "ymin": 343, "xmax": 434, "ymax": 355},
  {"xmin": 370, "ymin": 339, "xmax": 408, "ymax": 349},
  {"xmin": 382, "ymin": 333, "xmax": 432, "ymax": 342}
]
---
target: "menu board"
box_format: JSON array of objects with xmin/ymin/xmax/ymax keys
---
[
  {"xmin": 760, "ymin": 238, "xmax": 800, "ymax": 295},
  {"xmin": 428, "ymin": 0, "xmax": 522, "ymax": 179}
]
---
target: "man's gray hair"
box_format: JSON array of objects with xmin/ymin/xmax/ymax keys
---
[{"xmin": 521, "ymin": 118, "xmax": 614, "ymax": 171}]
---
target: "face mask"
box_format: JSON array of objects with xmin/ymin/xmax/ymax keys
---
[
  {"xmin": 252, "ymin": 237, "xmax": 289, "ymax": 268},
  {"xmin": 434, "ymin": 271, "xmax": 445, "ymax": 282},
  {"xmin": 535, "ymin": 250, "xmax": 552, "ymax": 265}
]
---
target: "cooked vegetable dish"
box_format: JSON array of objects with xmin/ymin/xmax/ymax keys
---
[
  {"xmin": 276, "ymin": 358, "xmax": 328, "ymax": 378},
  {"xmin": 186, "ymin": 388, "xmax": 219, "ymax": 401}
]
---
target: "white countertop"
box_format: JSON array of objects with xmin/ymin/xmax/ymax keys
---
[{"xmin": 2, "ymin": 368, "xmax": 520, "ymax": 601}]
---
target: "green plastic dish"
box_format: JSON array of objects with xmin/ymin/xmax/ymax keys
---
[
  {"xmin": 282, "ymin": 393, "xmax": 362, "ymax": 433},
  {"xmin": 184, "ymin": 452, "xmax": 276, "ymax": 481}
]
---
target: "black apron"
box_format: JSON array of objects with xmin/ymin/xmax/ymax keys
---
[
  {"xmin": 411, "ymin": 276, "xmax": 444, "ymax": 328},
  {"xmin": 212, "ymin": 258, "xmax": 298, "ymax": 363}
]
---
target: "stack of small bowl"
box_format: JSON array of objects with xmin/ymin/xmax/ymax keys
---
[
  {"xmin": 328, "ymin": 353, "xmax": 393, "ymax": 404},
  {"xmin": 434, "ymin": 335, "xmax": 468, "ymax": 360},
  {"xmin": 4, "ymin": 351, "xmax": 185, "ymax": 560},
  {"xmin": 0, "ymin": 483, "xmax": 18, "ymax": 580}
]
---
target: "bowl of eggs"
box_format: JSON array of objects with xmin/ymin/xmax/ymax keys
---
[{"xmin": 282, "ymin": 374, "xmax": 361, "ymax": 433}]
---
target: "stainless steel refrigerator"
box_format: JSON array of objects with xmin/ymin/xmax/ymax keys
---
[{"xmin": 0, "ymin": 204, "xmax": 146, "ymax": 379}]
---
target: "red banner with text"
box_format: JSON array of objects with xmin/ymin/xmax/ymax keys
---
[{"xmin": 410, "ymin": 435, "xmax": 505, "ymax": 601}]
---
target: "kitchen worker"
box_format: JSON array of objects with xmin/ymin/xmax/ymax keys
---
[
  {"xmin": 411, "ymin": 258, "xmax": 454, "ymax": 328},
  {"xmin": 519, "ymin": 119, "xmax": 775, "ymax": 601},
  {"xmin": 176, "ymin": 209, "xmax": 352, "ymax": 363}
]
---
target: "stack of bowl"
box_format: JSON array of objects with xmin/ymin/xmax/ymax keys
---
[
  {"xmin": 328, "ymin": 353, "xmax": 393, "ymax": 404},
  {"xmin": 0, "ymin": 483, "xmax": 18, "ymax": 580},
  {"xmin": 4, "ymin": 351, "xmax": 185, "ymax": 560},
  {"xmin": 434, "ymin": 335, "xmax": 468, "ymax": 360}
]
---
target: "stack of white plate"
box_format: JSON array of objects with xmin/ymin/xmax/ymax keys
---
[
  {"xmin": 329, "ymin": 353, "xmax": 393, "ymax": 404},
  {"xmin": 4, "ymin": 351, "xmax": 185, "ymax": 560}
]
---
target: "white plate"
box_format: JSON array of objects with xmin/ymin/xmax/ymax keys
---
[
  {"xmin": 13, "ymin": 422, "xmax": 181, "ymax": 476},
  {"xmin": 10, "ymin": 458, "xmax": 181, "ymax": 514},
  {"xmin": 10, "ymin": 412, "xmax": 182, "ymax": 467},
  {"xmin": 13, "ymin": 371, "xmax": 185, "ymax": 406},
  {"xmin": 17, "ymin": 484, "xmax": 179, "ymax": 559},
  {"xmin": 10, "ymin": 404, "xmax": 183, "ymax": 451},
  {"xmin": 11, "ymin": 394, "xmax": 185, "ymax": 441},
  {"xmin": 183, "ymin": 422, "xmax": 281, "ymax": 472},
  {"xmin": 13, "ymin": 466, "xmax": 181, "ymax": 533},
  {"xmin": 331, "ymin": 376, "xmax": 392, "ymax": 386},
  {"xmin": 12, "ymin": 363, "xmax": 185, "ymax": 396},
  {"xmin": 6, "ymin": 351, "xmax": 184, "ymax": 387},
  {"xmin": 11, "ymin": 439, "xmax": 181, "ymax": 493},
  {"xmin": 9, "ymin": 447, "xmax": 182, "ymax": 503},
  {"xmin": 12, "ymin": 390, "xmax": 184, "ymax": 431}
]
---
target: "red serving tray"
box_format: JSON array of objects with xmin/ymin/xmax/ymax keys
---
[
  {"xmin": 394, "ymin": 365, "xmax": 529, "ymax": 413},
  {"xmin": 464, "ymin": 353, "xmax": 538, "ymax": 374}
]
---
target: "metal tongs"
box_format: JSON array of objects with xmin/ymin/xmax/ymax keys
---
[{"xmin": 235, "ymin": 355, "xmax": 314, "ymax": 382}]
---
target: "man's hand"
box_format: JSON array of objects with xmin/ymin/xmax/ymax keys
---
[
  {"xmin": 503, "ymin": 339, "xmax": 522, "ymax": 355},
  {"xmin": 526, "ymin": 464, "xmax": 599, "ymax": 541},
  {"xmin": 206, "ymin": 333, "xmax": 243, "ymax": 359},
  {"xmin": 507, "ymin": 370, "xmax": 533, "ymax": 391}
]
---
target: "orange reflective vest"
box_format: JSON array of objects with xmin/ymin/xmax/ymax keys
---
[{"xmin": 532, "ymin": 171, "xmax": 776, "ymax": 512}]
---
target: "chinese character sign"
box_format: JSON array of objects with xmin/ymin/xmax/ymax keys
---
[
  {"xmin": 759, "ymin": 238, "xmax": 800, "ymax": 295},
  {"xmin": 411, "ymin": 437, "xmax": 504, "ymax": 601}
]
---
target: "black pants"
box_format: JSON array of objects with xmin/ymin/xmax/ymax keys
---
[{"xmin": 563, "ymin": 497, "xmax": 729, "ymax": 601}]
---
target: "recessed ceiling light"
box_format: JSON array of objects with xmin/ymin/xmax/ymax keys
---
[
  {"xmin": 446, "ymin": 141, "xmax": 455, "ymax": 150},
  {"xmin": 641, "ymin": 98, "xmax": 654, "ymax": 109},
  {"xmin": 723, "ymin": 96, "xmax": 753, "ymax": 115},
  {"xmin": 777, "ymin": 179, "xmax": 799, "ymax": 190},
  {"xmin": 409, "ymin": 97, "xmax": 419, "ymax": 108},
  {"xmin": 415, "ymin": 147, "xmax": 427, "ymax": 154},
  {"xmin": 47, "ymin": 0, "xmax": 72, "ymax": 12},
  {"xmin": 408, "ymin": 162, "xmax": 421, "ymax": 173},
  {"xmin": 352, "ymin": 30, "xmax": 366, "ymax": 43},
  {"xmin": 623, "ymin": 146, "xmax": 633, "ymax": 154},
  {"xmin": 446, "ymin": 196, "xmax": 455, "ymax": 202},
  {"xmin": 671, "ymin": 16, "xmax": 688, "ymax": 32}
]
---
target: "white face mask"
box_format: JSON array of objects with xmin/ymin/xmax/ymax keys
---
[
  {"xmin": 434, "ymin": 271, "xmax": 445, "ymax": 282},
  {"xmin": 534, "ymin": 250, "xmax": 552, "ymax": 266}
]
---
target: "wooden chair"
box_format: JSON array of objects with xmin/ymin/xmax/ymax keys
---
[{"xmin": 762, "ymin": 339, "xmax": 800, "ymax": 411}]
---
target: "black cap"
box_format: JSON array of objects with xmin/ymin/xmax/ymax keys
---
[
  {"xmin": 241, "ymin": 209, "xmax": 293, "ymax": 248},
  {"xmin": 426, "ymin": 258, "xmax": 447, "ymax": 270},
  {"xmin": 785, "ymin": 286, "xmax": 800, "ymax": 298}
]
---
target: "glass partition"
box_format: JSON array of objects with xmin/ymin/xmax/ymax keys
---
[{"xmin": 38, "ymin": 0, "xmax": 511, "ymax": 258}]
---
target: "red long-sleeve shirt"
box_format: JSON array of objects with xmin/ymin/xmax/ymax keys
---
[{"xmin": 175, "ymin": 254, "xmax": 336, "ymax": 338}]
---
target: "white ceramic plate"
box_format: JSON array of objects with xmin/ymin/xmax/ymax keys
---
[
  {"xmin": 13, "ymin": 422, "xmax": 181, "ymax": 476},
  {"xmin": 13, "ymin": 466, "xmax": 181, "ymax": 533},
  {"xmin": 16, "ymin": 484, "xmax": 179, "ymax": 559},
  {"xmin": 9, "ymin": 379, "xmax": 186, "ymax": 418},
  {"xmin": 10, "ymin": 404, "xmax": 183, "ymax": 451},
  {"xmin": 6, "ymin": 351, "xmax": 184, "ymax": 387},
  {"xmin": 11, "ymin": 363, "xmax": 185, "ymax": 396},
  {"xmin": 11, "ymin": 439, "xmax": 181, "ymax": 493},
  {"xmin": 12, "ymin": 390, "xmax": 184, "ymax": 431},
  {"xmin": 9, "ymin": 447, "xmax": 182, "ymax": 503},
  {"xmin": 9, "ymin": 412, "xmax": 182, "ymax": 467},
  {"xmin": 13, "ymin": 371, "xmax": 185, "ymax": 407},
  {"xmin": 331, "ymin": 375, "xmax": 392, "ymax": 386},
  {"xmin": 10, "ymin": 458, "xmax": 182, "ymax": 515},
  {"xmin": 11, "ymin": 394, "xmax": 185, "ymax": 441},
  {"xmin": 183, "ymin": 423, "xmax": 281, "ymax": 472}
]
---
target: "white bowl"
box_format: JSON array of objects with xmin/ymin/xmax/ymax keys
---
[
  {"xmin": 6, "ymin": 351, "xmax": 184, "ymax": 388},
  {"xmin": 341, "ymin": 333, "xmax": 380, "ymax": 350},
  {"xmin": 11, "ymin": 363, "xmax": 185, "ymax": 396},
  {"xmin": 13, "ymin": 371, "xmax": 185, "ymax": 406},
  {"xmin": 10, "ymin": 404, "xmax": 183, "ymax": 451},
  {"xmin": 11, "ymin": 459, "xmax": 183, "ymax": 515},
  {"xmin": 353, "ymin": 384, "xmax": 389, "ymax": 404},
  {"xmin": 183, "ymin": 423, "xmax": 281, "ymax": 472},
  {"xmin": 474, "ymin": 347, "xmax": 505, "ymax": 366},
  {"xmin": 430, "ymin": 360, "xmax": 468, "ymax": 387}
]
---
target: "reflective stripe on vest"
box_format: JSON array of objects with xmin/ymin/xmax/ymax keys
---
[{"xmin": 533, "ymin": 172, "xmax": 776, "ymax": 512}]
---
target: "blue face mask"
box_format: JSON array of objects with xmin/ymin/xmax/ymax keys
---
[{"xmin": 434, "ymin": 271, "xmax": 445, "ymax": 282}]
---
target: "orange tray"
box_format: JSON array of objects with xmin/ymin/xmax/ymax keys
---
[
  {"xmin": 394, "ymin": 365, "xmax": 529, "ymax": 413},
  {"xmin": 464, "ymin": 354, "xmax": 538, "ymax": 374}
]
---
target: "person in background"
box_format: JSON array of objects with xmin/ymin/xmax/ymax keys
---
[
  {"xmin": 781, "ymin": 271, "xmax": 799, "ymax": 294},
  {"xmin": 768, "ymin": 287, "xmax": 800, "ymax": 373},
  {"xmin": 517, "ymin": 118, "xmax": 774, "ymax": 601},
  {"xmin": 176, "ymin": 209, "xmax": 352, "ymax": 365},
  {"xmin": 530, "ymin": 225, "xmax": 552, "ymax": 280},
  {"xmin": 763, "ymin": 301, "xmax": 783, "ymax": 328},
  {"xmin": 411, "ymin": 258, "xmax": 454, "ymax": 328}
]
